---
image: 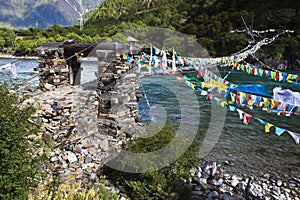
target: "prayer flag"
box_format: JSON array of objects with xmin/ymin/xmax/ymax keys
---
[
  {"xmin": 275, "ymin": 127, "xmax": 286, "ymax": 136},
  {"xmin": 288, "ymin": 131, "xmax": 300, "ymax": 144},
  {"xmin": 243, "ymin": 113, "xmax": 252, "ymax": 125},
  {"xmin": 265, "ymin": 123, "xmax": 274, "ymax": 133}
]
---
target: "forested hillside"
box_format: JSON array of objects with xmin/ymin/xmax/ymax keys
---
[
  {"xmin": 0, "ymin": 0, "xmax": 299, "ymax": 69},
  {"xmin": 84, "ymin": 0, "xmax": 300, "ymax": 68}
]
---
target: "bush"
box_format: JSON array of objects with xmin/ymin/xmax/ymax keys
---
[
  {"xmin": 0, "ymin": 84, "xmax": 43, "ymax": 199},
  {"xmin": 104, "ymin": 122, "xmax": 200, "ymax": 199}
]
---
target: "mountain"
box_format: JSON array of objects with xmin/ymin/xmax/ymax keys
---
[{"xmin": 0, "ymin": 0, "xmax": 103, "ymax": 28}]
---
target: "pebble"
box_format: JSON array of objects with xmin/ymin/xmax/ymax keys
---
[
  {"xmin": 90, "ymin": 173, "xmax": 97, "ymax": 180},
  {"xmin": 277, "ymin": 180, "xmax": 282, "ymax": 187},
  {"xmin": 67, "ymin": 151, "xmax": 77, "ymax": 163}
]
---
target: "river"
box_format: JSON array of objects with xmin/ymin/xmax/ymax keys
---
[
  {"xmin": 138, "ymin": 68, "xmax": 300, "ymax": 180},
  {"xmin": 1, "ymin": 58, "xmax": 300, "ymax": 180}
]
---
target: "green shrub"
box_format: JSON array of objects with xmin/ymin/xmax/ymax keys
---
[
  {"xmin": 104, "ymin": 122, "xmax": 200, "ymax": 199},
  {"xmin": 0, "ymin": 84, "xmax": 43, "ymax": 200}
]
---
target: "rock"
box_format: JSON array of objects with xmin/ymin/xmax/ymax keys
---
[
  {"xmin": 237, "ymin": 181, "xmax": 247, "ymax": 191},
  {"xmin": 196, "ymin": 171, "xmax": 202, "ymax": 179},
  {"xmin": 87, "ymin": 163, "xmax": 95, "ymax": 168},
  {"xmin": 50, "ymin": 156, "xmax": 59, "ymax": 162},
  {"xmin": 66, "ymin": 172, "xmax": 76, "ymax": 180},
  {"xmin": 99, "ymin": 138, "xmax": 109, "ymax": 151},
  {"xmin": 169, "ymin": 192, "xmax": 179, "ymax": 199},
  {"xmin": 67, "ymin": 151, "xmax": 77, "ymax": 163},
  {"xmin": 223, "ymin": 174, "xmax": 231, "ymax": 180},
  {"xmin": 213, "ymin": 179, "xmax": 224, "ymax": 186},
  {"xmin": 219, "ymin": 193, "xmax": 235, "ymax": 200},
  {"xmin": 90, "ymin": 173, "xmax": 97, "ymax": 180},
  {"xmin": 190, "ymin": 168, "xmax": 197, "ymax": 176},
  {"xmin": 250, "ymin": 183, "xmax": 263, "ymax": 197},
  {"xmin": 192, "ymin": 185, "xmax": 202, "ymax": 191},
  {"xmin": 191, "ymin": 190, "xmax": 203, "ymax": 197},
  {"xmin": 207, "ymin": 191, "xmax": 219, "ymax": 199},
  {"xmin": 44, "ymin": 83, "xmax": 55, "ymax": 90},
  {"xmin": 231, "ymin": 179, "xmax": 240, "ymax": 187},
  {"xmin": 85, "ymin": 156, "xmax": 91, "ymax": 163},
  {"xmin": 198, "ymin": 178, "xmax": 208, "ymax": 185},
  {"xmin": 277, "ymin": 180, "xmax": 282, "ymax": 187},
  {"xmin": 211, "ymin": 162, "xmax": 217, "ymax": 177},
  {"xmin": 232, "ymin": 175, "xmax": 242, "ymax": 181}
]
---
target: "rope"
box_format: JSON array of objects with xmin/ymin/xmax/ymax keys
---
[
  {"xmin": 223, "ymin": 66, "xmax": 234, "ymax": 80},
  {"xmin": 18, "ymin": 42, "xmax": 97, "ymax": 85}
]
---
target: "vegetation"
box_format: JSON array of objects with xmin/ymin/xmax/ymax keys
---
[
  {"xmin": 86, "ymin": 0, "xmax": 299, "ymax": 65},
  {"xmin": 28, "ymin": 178, "xmax": 119, "ymax": 200},
  {"xmin": 0, "ymin": 84, "xmax": 43, "ymax": 199},
  {"xmin": 0, "ymin": 0, "xmax": 299, "ymax": 68},
  {"xmin": 103, "ymin": 123, "xmax": 200, "ymax": 199}
]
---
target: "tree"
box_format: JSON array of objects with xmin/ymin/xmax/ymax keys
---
[{"xmin": 0, "ymin": 28, "xmax": 16, "ymax": 47}]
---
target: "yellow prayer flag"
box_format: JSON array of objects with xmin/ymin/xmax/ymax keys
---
[
  {"xmin": 263, "ymin": 97, "xmax": 270, "ymax": 107},
  {"xmin": 265, "ymin": 123, "xmax": 274, "ymax": 133},
  {"xmin": 270, "ymin": 100, "xmax": 275, "ymax": 109},
  {"xmin": 248, "ymin": 100, "xmax": 253, "ymax": 106},
  {"xmin": 191, "ymin": 84, "xmax": 196, "ymax": 90}
]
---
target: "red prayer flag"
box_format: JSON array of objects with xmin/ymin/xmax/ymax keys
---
[{"xmin": 243, "ymin": 113, "xmax": 252, "ymax": 125}]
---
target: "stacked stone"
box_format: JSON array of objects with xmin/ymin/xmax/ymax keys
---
[
  {"xmin": 189, "ymin": 161, "xmax": 300, "ymax": 200},
  {"xmin": 26, "ymin": 85, "xmax": 114, "ymax": 189},
  {"xmin": 35, "ymin": 43, "xmax": 69, "ymax": 91},
  {"xmin": 28, "ymin": 57, "xmax": 143, "ymax": 191},
  {"xmin": 97, "ymin": 60, "xmax": 142, "ymax": 149}
]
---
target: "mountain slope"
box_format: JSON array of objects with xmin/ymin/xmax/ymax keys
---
[
  {"xmin": 0, "ymin": 0, "xmax": 103, "ymax": 28},
  {"xmin": 83, "ymin": 0, "xmax": 300, "ymax": 68}
]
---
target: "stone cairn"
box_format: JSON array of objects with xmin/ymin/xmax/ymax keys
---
[{"xmin": 96, "ymin": 59, "xmax": 143, "ymax": 148}]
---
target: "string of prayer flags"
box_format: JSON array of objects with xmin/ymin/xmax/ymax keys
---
[
  {"xmin": 171, "ymin": 72, "xmax": 300, "ymax": 145},
  {"xmin": 221, "ymin": 59, "xmax": 300, "ymax": 85},
  {"xmin": 228, "ymin": 90, "xmax": 300, "ymax": 116}
]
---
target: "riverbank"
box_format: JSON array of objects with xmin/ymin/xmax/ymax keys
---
[
  {"xmin": 188, "ymin": 159, "xmax": 300, "ymax": 200},
  {"xmin": 0, "ymin": 53, "xmax": 38, "ymax": 60}
]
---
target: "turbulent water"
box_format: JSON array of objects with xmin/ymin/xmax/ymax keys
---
[{"xmin": 2, "ymin": 58, "xmax": 300, "ymax": 180}]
